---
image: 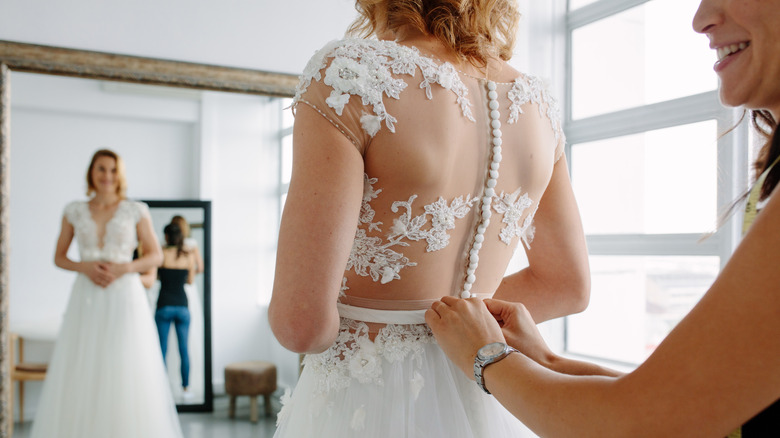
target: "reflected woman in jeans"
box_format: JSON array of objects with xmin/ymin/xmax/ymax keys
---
[{"xmin": 155, "ymin": 223, "xmax": 197, "ymax": 400}]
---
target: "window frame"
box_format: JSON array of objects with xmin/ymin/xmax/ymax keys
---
[{"xmin": 562, "ymin": 0, "xmax": 749, "ymax": 367}]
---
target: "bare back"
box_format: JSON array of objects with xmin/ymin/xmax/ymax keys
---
[{"xmin": 292, "ymin": 39, "xmax": 563, "ymax": 307}]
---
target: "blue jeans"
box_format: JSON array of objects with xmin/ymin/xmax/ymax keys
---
[{"xmin": 155, "ymin": 306, "xmax": 190, "ymax": 388}]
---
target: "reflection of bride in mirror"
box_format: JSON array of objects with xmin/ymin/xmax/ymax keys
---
[
  {"xmin": 155, "ymin": 222, "xmax": 196, "ymax": 402},
  {"xmin": 30, "ymin": 149, "xmax": 183, "ymax": 438}
]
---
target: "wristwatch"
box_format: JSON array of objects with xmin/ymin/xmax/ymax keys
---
[{"xmin": 474, "ymin": 342, "xmax": 518, "ymax": 394}]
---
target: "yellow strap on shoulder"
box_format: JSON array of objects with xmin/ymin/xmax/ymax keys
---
[{"xmin": 743, "ymin": 155, "xmax": 780, "ymax": 236}]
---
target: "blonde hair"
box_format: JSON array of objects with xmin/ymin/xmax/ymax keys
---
[
  {"xmin": 348, "ymin": 0, "xmax": 520, "ymax": 67},
  {"xmin": 86, "ymin": 149, "xmax": 127, "ymax": 199}
]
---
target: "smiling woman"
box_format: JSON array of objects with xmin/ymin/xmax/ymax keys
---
[
  {"xmin": 0, "ymin": 40, "xmax": 299, "ymax": 436},
  {"xmin": 33, "ymin": 149, "xmax": 183, "ymax": 438},
  {"xmin": 694, "ymin": 0, "xmax": 780, "ymax": 116}
]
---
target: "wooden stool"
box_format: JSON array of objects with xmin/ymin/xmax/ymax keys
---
[
  {"xmin": 224, "ymin": 361, "xmax": 277, "ymax": 422},
  {"xmin": 9, "ymin": 333, "xmax": 48, "ymax": 437}
]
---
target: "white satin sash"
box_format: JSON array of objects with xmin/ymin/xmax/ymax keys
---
[{"xmin": 336, "ymin": 303, "xmax": 428, "ymax": 325}]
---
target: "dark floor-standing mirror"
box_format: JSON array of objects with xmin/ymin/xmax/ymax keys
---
[{"xmin": 144, "ymin": 200, "xmax": 212, "ymax": 413}]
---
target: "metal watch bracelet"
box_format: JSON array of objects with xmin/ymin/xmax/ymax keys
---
[{"xmin": 474, "ymin": 342, "xmax": 518, "ymax": 395}]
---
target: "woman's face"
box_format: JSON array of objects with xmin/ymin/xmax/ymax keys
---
[
  {"xmin": 693, "ymin": 0, "xmax": 780, "ymax": 117},
  {"xmin": 91, "ymin": 156, "xmax": 119, "ymax": 195}
]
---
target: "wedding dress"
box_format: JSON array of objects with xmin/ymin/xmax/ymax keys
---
[
  {"xmin": 31, "ymin": 200, "xmax": 183, "ymax": 438},
  {"xmin": 274, "ymin": 38, "xmax": 564, "ymax": 437}
]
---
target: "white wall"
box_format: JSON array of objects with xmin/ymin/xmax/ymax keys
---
[{"xmin": 0, "ymin": 0, "xmax": 357, "ymax": 75}]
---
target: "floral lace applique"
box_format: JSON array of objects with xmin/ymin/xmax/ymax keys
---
[
  {"xmin": 507, "ymin": 75, "xmax": 564, "ymax": 148},
  {"xmin": 294, "ymin": 39, "xmax": 475, "ymax": 138},
  {"xmin": 388, "ymin": 194, "xmax": 477, "ymax": 252},
  {"xmin": 301, "ymin": 317, "xmax": 434, "ymax": 396},
  {"xmin": 492, "ymin": 188, "xmax": 537, "ymax": 249},
  {"xmin": 346, "ymin": 175, "xmax": 476, "ymax": 284},
  {"xmin": 64, "ymin": 200, "xmax": 145, "ymax": 263}
]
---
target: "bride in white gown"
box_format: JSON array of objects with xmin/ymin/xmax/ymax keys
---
[
  {"xmin": 31, "ymin": 149, "xmax": 183, "ymax": 438},
  {"xmin": 269, "ymin": 1, "xmax": 590, "ymax": 437}
]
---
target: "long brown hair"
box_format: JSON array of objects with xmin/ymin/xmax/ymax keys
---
[
  {"xmin": 751, "ymin": 110, "xmax": 780, "ymax": 201},
  {"xmin": 164, "ymin": 223, "xmax": 187, "ymax": 259},
  {"xmin": 348, "ymin": 0, "xmax": 520, "ymax": 68}
]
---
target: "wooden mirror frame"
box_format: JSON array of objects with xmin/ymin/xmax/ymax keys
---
[{"xmin": 0, "ymin": 40, "xmax": 298, "ymax": 436}]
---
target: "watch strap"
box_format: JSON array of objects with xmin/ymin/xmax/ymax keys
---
[{"xmin": 474, "ymin": 343, "xmax": 518, "ymax": 394}]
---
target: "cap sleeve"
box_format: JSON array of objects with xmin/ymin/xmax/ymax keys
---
[
  {"xmin": 508, "ymin": 74, "xmax": 566, "ymax": 163},
  {"xmin": 292, "ymin": 39, "xmax": 413, "ymax": 155},
  {"xmin": 133, "ymin": 201, "xmax": 151, "ymax": 224},
  {"xmin": 546, "ymin": 93, "xmax": 566, "ymax": 164},
  {"xmin": 63, "ymin": 201, "xmax": 82, "ymax": 226},
  {"xmin": 293, "ymin": 43, "xmax": 374, "ymax": 154}
]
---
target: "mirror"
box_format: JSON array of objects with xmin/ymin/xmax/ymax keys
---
[
  {"xmin": 0, "ymin": 40, "xmax": 296, "ymax": 435},
  {"xmin": 144, "ymin": 200, "xmax": 212, "ymax": 412}
]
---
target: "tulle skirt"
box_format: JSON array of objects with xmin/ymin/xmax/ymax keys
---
[
  {"xmin": 274, "ymin": 304, "xmax": 537, "ymax": 438},
  {"xmin": 31, "ymin": 273, "xmax": 183, "ymax": 438}
]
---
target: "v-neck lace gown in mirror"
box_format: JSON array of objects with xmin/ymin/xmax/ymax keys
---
[
  {"xmin": 274, "ymin": 39, "xmax": 566, "ymax": 438},
  {"xmin": 31, "ymin": 200, "xmax": 183, "ymax": 438}
]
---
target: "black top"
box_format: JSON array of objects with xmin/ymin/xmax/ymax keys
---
[
  {"xmin": 156, "ymin": 267, "xmax": 189, "ymax": 309},
  {"xmin": 738, "ymin": 398, "xmax": 780, "ymax": 437}
]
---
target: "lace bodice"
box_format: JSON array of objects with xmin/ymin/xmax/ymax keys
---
[
  {"xmin": 294, "ymin": 38, "xmax": 565, "ymax": 302},
  {"xmin": 63, "ymin": 200, "xmax": 150, "ymax": 263}
]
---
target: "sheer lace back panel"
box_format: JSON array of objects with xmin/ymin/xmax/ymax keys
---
[
  {"xmin": 294, "ymin": 39, "xmax": 564, "ymax": 307},
  {"xmin": 63, "ymin": 200, "xmax": 149, "ymax": 263}
]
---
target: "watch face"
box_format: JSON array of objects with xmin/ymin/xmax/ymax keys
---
[{"xmin": 478, "ymin": 342, "xmax": 506, "ymax": 359}]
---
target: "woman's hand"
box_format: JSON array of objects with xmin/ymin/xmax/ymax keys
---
[
  {"xmin": 425, "ymin": 296, "xmax": 506, "ymax": 378},
  {"xmin": 484, "ymin": 299, "xmax": 557, "ymax": 369},
  {"xmin": 103, "ymin": 262, "xmax": 130, "ymax": 279},
  {"xmin": 81, "ymin": 261, "xmax": 116, "ymax": 288}
]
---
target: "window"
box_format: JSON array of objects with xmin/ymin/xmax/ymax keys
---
[
  {"xmin": 280, "ymin": 98, "xmax": 294, "ymax": 221},
  {"xmin": 563, "ymin": 0, "xmax": 749, "ymax": 366}
]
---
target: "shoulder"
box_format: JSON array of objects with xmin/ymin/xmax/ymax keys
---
[
  {"xmin": 299, "ymin": 38, "xmax": 418, "ymax": 77},
  {"xmin": 295, "ymin": 38, "xmax": 424, "ymax": 99},
  {"xmin": 506, "ymin": 72, "xmax": 563, "ymax": 136},
  {"xmin": 507, "ymin": 72, "xmax": 558, "ymax": 107},
  {"xmin": 62, "ymin": 200, "xmax": 86, "ymax": 224},
  {"xmin": 125, "ymin": 200, "xmax": 151, "ymax": 223},
  {"xmin": 63, "ymin": 200, "xmax": 85, "ymax": 214}
]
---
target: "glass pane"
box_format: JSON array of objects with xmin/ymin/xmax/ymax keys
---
[
  {"xmin": 566, "ymin": 255, "xmax": 719, "ymax": 364},
  {"xmin": 572, "ymin": 120, "xmax": 717, "ymax": 234},
  {"xmin": 281, "ymin": 133, "xmax": 293, "ymax": 186},
  {"xmin": 571, "ymin": 0, "xmax": 716, "ymax": 119},
  {"xmin": 569, "ymin": 0, "xmax": 598, "ymax": 10},
  {"xmin": 282, "ymin": 98, "xmax": 295, "ymax": 129}
]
